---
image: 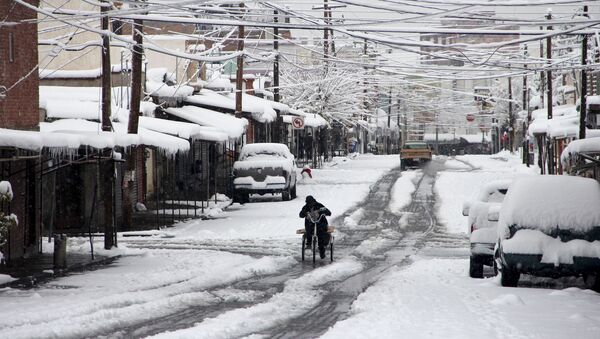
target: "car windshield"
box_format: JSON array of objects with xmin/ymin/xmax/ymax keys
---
[
  {"xmin": 239, "ymin": 144, "xmax": 293, "ymax": 161},
  {"xmin": 241, "ymin": 150, "xmax": 289, "ymax": 160},
  {"xmin": 404, "ymin": 143, "xmax": 428, "ymax": 149},
  {"xmin": 487, "ymin": 189, "xmax": 507, "ymax": 203}
]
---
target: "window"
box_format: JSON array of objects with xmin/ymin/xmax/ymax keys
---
[{"xmin": 8, "ymin": 32, "xmax": 14, "ymax": 62}]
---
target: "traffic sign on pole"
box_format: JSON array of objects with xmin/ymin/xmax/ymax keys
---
[{"xmin": 292, "ymin": 116, "xmax": 305, "ymax": 129}]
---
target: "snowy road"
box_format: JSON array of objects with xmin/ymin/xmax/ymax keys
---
[
  {"xmin": 101, "ymin": 159, "xmax": 466, "ymax": 338},
  {"xmin": 1, "ymin": 154, "xmax": 599, "ymax": 339}
]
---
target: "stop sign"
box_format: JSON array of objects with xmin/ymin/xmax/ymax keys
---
[{"xmin": 466, "ymin": 114, "xmax": 475, "ymax": 122}]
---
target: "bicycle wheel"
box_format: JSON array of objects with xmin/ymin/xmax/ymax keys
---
[
  {"xmin": 330, "ymin": 236, "xmax": 334, "ymax": 262},
  {"xmin": 312, "ymin": 236, "xmax": 317, "ymax": 264},
  {"xmin": 301, "ymin": 235, "xmax": 306, "ymax": 262}
]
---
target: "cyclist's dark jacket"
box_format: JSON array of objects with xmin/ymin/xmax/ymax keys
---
[{"xmin": 299, "ymin": 201, "xmax": 331, "ymax": 229}]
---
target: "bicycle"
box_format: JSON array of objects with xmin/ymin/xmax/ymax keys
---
[{"xmin": 296, "ymin": 210, "xmax": 334, "ymax": 264}]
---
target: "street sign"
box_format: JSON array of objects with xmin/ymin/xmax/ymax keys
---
[{"xmin": 292, "ymin": 116, "xmax": 305, "ymax": 129}]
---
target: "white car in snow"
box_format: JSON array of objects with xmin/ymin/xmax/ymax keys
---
[
  {"xmin": 233, "ymin": 143, "xmax": 297, "ymax": 203},
  {"xmin": 495, "ymin": 175, "xmax": 600, "ymax": 291},
  {"xmin": 462, "ymin": 179, "xmax": 511, "ymax": 278}
]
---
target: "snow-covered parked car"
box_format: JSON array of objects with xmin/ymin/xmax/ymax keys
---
[
  {"xmin": 462, "ymin": 179, "xmax": 511, "ymax": 278},
  {"xmin": 233, "ymin": 143, "xmax": 297, "ymax": 202},
  {"xmin": 495, "ymin": 175, "xmax": 600, "ymax": 290}
]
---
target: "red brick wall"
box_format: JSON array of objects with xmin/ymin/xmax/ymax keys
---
[{"xmin": 0, "ymin": 0, "xmax": 40, "ymax": 131}]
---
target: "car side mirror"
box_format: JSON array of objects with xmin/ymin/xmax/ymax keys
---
[
  {"xmin": 462, "ymin": 202, "xmax": 471, "ymax": 216},
  {"xmin": 487, "ymin": 211, "xmax": 499, "ymax": 222},
  {"xmin": 487, "ymin": 204, "xmax": 501, "ymax": 222}
]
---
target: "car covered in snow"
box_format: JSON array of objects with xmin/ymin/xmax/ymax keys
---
[
  {"xmin": 462, "ymin": 179, "xmax": 511, "ymax": 278},
  {"xmin": 233, "ymin": 143, "xmax": 297, "ymax": 202},
  {"xmin": 495, "ymin": 175, "xmax": 600, "ymax": 291}
]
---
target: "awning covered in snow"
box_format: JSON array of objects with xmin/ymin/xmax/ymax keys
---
[
  {"xmin": 185, "ymin": 89, "xmax": 283, "ymax": 123},
  {"xmin": 40, "ymin": 86, "xmax": 157, "ymax": 121},
  {"xmin": 38, "ymin": 119, "xmax": 190, "ymax": 154},
  {"xmin": 281, "ymin": 109, "xmax": 328, "ymax": 128},
  {"xmin": 138, "ymin": 116, "xmax": 228, "ymax": 142},
  {"xmin": 164, "ymin": 105, "xmax": 248, "ymax": 140},
  {"xmin": 0, "ymin": 123, "xmax": 188, "ymax": 155}
]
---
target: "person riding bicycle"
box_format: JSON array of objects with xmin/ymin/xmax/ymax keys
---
[{"xmin": 299, "ymin": 195, "xmax": 331, "ymax": 258}]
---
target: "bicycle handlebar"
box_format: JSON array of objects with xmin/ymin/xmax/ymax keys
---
[{"xmin": 306, "ymin": 211, "xmax": 326, "ymax": 223}]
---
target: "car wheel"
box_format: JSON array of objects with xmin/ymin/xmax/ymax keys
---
[
  {"xmin": 301, "ymin": 235, "xmax": 306, "ymax": 262},
  {"xmin": 282, "ymin": 188, "xmax": 290, "ymax": 201},
  {"xmin": 500, "ymin": 264, "xmax": 520, "ymax": 287},
  {"xmin": 590, "ymin": 271, "xmax": 600, "ymax": 293},
  {"xmin": 469, "ymin": 256, "xmax": 484, "ymax": 279},
  {"xmin": 492, "ymin": 259, "xmax": 499, "ymax": 276},
  {"xmin": 291, "ymin": 185, "xmax": 297, "ymax": 199}
]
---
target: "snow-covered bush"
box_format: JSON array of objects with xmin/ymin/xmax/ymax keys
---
[{"xmin": 0, "ymin": 181, "xmax": 17, "ymax": 251}]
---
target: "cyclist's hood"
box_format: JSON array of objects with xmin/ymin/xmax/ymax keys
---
[{"xmin": 305, "ymin": 195, "xmax": 316, "ymax": 204}]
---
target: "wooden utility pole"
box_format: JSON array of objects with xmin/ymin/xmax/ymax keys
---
[
  {"xmin": 128, "ymin": 19, "xmax": 143, "ymax": 134},
  {"xmin": 100, "ymin": 0, "xmax": 114, "ymax": 249},
  {"xmin": 523, "ymin": 46, "xmax": 530, "ymax": 165},
  {"xmin": 272, "ymin": 10, "xmax": 281, "ymax": 143},
  {"xmin": 508, "ymin": 76, "xmax": 514, "ymax": 152},
  {"xmin": 546, "ymin": 11, "xmax": 553, "ymax": 120},
  {"xmin": 323, "ymin": 0, "xmax": 330, "ymax": 72},
  {"xmin": 273, "ymin": 10, "xmax": 280, "ymax": 103},
  {"xmin": 101, "ymin": 1, "xmax": 112, "ymax": 132},
  {"xmin": 523, "ymin": 46, "xmax": 528, "ymax": 112},
  {"xmin": 123, "ymin": 18, "xmax": 144, "ymax": 230},
  {"xmin": 235, "ymin": 24, "xmax": 244, "ymax": 119},
  {"xmin": 580, "ymin": 5, "xmax": 589, "ymax": 140},
  {"xmin": 539, "ymin": 27, "xmax": 545, "ymax": 109}
]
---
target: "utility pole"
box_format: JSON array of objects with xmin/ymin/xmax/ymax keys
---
[
  {"xmin": 235, "ymin": 23, "xmax": 244, "ymax": 119},
  {"xmin": 100, "ymin": 0, "xmax": 114, "ymax": 250},
  {"xmin": 523, "ymin": 45, "xmax": 529, "ymax": 165},
  {"xmin": 273, "ymin": 10, "xmax": 280, "ymax": 103},
  {"xmin": 580, "ymin": 5, "xmax": 589, "ymax": 140},
  {"xmin": 101, "ymin": 1, "xmax": 112, "ymax": 132},
  {"xmin": 323, "ymin": 0, "xmax": 330, "ymax": 73},
  {"xmin": 387, "ymin": 88, "xmax": 392, "ymax": 154},
  {"xmin": 123, "ymin": 18, "xmax": 144, "ymax": 231},
  {"xmin": 546, "ymin": 11, "xmax": 555, "ymax": 174},
  {"xmin": 272, "ymin": 10, "xmax": 280, "ymax": 143},
  {"xmin": 546, "ymin": 10, "xmax": 553, "ymax": 120},
  {"xmin": 508, "ymin": 76, "xmax": 514, "ymax": 152},
  {"xmin": 539, "ymin": 27, "xmax": 545, "ymax": 109}
]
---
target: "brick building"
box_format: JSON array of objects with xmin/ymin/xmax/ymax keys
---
[{"xmin": 0, "ymin": 0, "xmax": 41, "ymax": 261}]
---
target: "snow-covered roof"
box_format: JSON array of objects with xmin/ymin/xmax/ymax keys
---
[
  {"xmin": 560, "ymin": 135, "xmax": 600, "ymax": 165},
  {"xmin": 528, "ymin": 104, "xmax": 600, "ymax": 139},
  {"xmin": 530, "ymin": 104, "xmax": 576, "ymax": 121},
  {"xmin": 39, "ymin": 119, "xmax": 189, "ymax": 154},
  {"xmin": 499, "ymin": 175, "xmax": 600, "ymax": 234},
  {"xmin": 224, "ymin": 93, "xmax": 280, "ymax": 123},
  {"xmin": 204, "ymin": 77, "xmax": 234, "ymax": 91},
  {"xmin": 146, "ymin": 68, "xmax": 194, "ymax": 98},
  {"xmin": 0, "ymin": 122, "xmax": 188, "ymax": 155},
  {"xmin": 186, "ymin": 90, "xmax": 282, "ymax": 123},
  {"xmin": 588, "ymin": 95, "xmax": 600, "ymax": 107},
  {"xmin": 164, "ymin": 105, "xmax": 248, "ymax": 140},
  {"xmin": 186, "ymin": 89, "xmax": 236, "ymax": 111},
  {"xmin": 138, "ymin": 117, "xmax": 228, "ymax": 142},
  {"xmin": 39, "ymin": 86, "xmax": 157, "ymax": 121},
  {"xmin": 146, "ymin": 81, "xmax": 194, "ymax": 98},
  {"xmin": 39, "ymin": 64, "xmax": 130, "ymax": 79}
]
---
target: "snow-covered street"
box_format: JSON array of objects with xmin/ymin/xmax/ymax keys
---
[{"xmin": 1, "ymin": 154, "xmax": 599, "ymax": 339}]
